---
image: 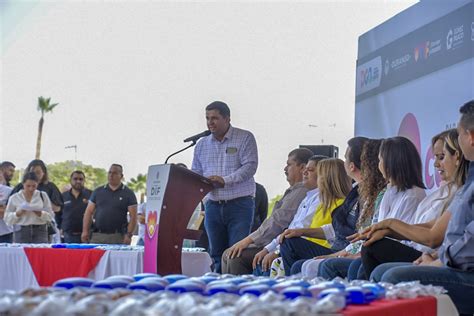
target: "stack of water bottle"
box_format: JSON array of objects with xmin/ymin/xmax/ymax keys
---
[{"xmin": 0, "ymin": 273, "xmax": 445, "ymax": 315}]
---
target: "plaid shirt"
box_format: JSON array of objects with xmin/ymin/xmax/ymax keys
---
[{"xmin": 192, "ymin": 125, "xmax": 258, "ymax": 201}]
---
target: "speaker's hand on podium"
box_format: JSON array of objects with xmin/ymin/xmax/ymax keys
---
[{"xmin": 209, "ymin": 176, "xmax": 225, "ymax": 188}]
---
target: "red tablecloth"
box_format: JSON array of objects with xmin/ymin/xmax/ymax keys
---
[
  {"xmin": 343, "ymin": 296, "xmax": 437, "ymax": 316},
  {"xmin": 24, "ymin": 248, "xmax": 106, "ymax": 286}
]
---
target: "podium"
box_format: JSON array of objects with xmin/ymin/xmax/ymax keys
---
[{"xmin": 143, "ymin": 164, "xmax": 213, "ymax": 275}]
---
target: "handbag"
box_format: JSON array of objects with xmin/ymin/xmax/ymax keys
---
[{"xmin": 39, "ymin": 191, "xmax": 57, "ymax": 235}]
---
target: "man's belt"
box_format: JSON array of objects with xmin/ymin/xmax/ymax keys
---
[{"xmin": 209, "ymin": 195, "xmax": 253, "ymax": 204}]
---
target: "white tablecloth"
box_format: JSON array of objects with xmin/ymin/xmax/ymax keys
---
[{"xmin": 0, "ymin": 247, "xmax": 212, "ymax": 291}]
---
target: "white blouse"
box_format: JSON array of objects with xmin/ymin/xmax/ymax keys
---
[
  {"xmin": 4, "ymin": 190, "xmax": 54, "ymax": 226},
  {"xmin": 410, "ymin": 183, "xmax": 457, "ymax": 252},
  {"xmin": 377, "ymin": 184, "xmax": 426, "ymax": 224}
]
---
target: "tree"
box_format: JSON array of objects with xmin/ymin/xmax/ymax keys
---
[
  {"xmin": 35, "ymin": 96, "xmax": 59, "ymax": 159},
  {"xmin": 127, "ymin": 173, "xmax": 147, "ymax": 203}
]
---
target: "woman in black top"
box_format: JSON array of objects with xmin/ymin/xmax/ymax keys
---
[{"xmin": 11, "ymin": 160, "xmax": 63, "ymax": 232}]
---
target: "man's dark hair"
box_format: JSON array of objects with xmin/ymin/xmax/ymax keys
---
[
  {"xmin": 22, "ymin": 171, "xmax": 39, "ymax": 184},
  {"xmin": 288, "ymin": 148, "xmax": 314, "ymax": 165},
  {"xmin": 459, "ymin": 100, "xmax": 474, "ymax": 131},
  {"xmin": 379, "ymin": 136, "xmax": 425, "ymax": 191},
  {"xmin": 206, "ymin": 101, "xmax": 231, "ymax": 118},
  {"xmin": 347, "ymin": 137, "xmax": 369, "ymax": 170},
  {"xmin": 110, "ymin": 163, "xmax": 123, "ymax": 174},
  {"xmin": 26, "ymin": 159, "xmax": 48, "ymax": 183},
  {"xmin": 0, "ymin": 161, "xmax": 15, "ymax": 169},
  {"xmin": 70, "ymin": 170, "xmax": 85, "ymax": 179}
]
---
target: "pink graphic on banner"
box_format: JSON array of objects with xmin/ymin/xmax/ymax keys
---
[
  {"xmin": 144, "ymin": 210, "xmax": 159, "ymax": 273},
  {"xmin": 397, "ymin": 113, "xmax": 421, "ymax": 154},
  {"xmin": 397, "ymin": 112, "xmax": 441, "ymax": 189}
]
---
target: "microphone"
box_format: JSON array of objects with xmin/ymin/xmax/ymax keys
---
[{"xmin": 183, "ymin": 130, "xmax": 211, "ymax": 143}]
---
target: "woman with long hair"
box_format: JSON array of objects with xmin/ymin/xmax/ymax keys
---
[
  {"xmin": 4, "ymin": 172, "xmax": 55, "ymax": 243},
  {"xmin": 315, "ymin": 139, "xmax": 386, "ymax": 280},
  {"xmin": 279, "ymin": 158, "xmax": 352, "ymax": 275},
  {"xmin": 358, "ymin": 129, "xmax": 468, "ymax": 278},
  {"xmin": 321, "ymin": 136, "xmax": 427, "ymax": 280},
  {"xmin": 11, "ymin": 160, "xmax": 64, "ymax": 238}
]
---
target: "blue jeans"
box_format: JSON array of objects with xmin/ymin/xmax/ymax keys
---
[
  {"xmin": 63, "ymin": 232, "xmax": 82, "ymax": 243},
  {"xmin": 379, "ymin": 264, "xmax": 474, "ymax": 315},
  {"xmin": 280, "ymin": 237, "xmax": 333, "ymax": 275},
  {"xmin": 370, "ymin": 262, "xmax": 411, "ymax": 282},
  {"xmin": 253, "ymin": 264, "xmax": 271, "ymax": 277},
  {"xmin": 318, "ymin": 257, "xmax": 366, "ymax": 280},
  {"xmin": 205, "ymin": 196, "xmax": 254, "ymax": 273}
]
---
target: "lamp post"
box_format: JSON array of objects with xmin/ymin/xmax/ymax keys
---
[
  {"xmin": 308, "ymin": 123, "xmax": 336, "ymax": 144},
  {"xmin": 65, "ymin": 145, "xmax": 77, "ymax": 165}
]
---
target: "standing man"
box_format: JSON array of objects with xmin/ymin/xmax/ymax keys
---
[
  {"xmin": 0, "ymin": 161, "xmax": 15, "ymax": 242},
  {"xmin": 61, "ymin": 171, "xmax": 92, "ymax": 243},
  {"xmin": 0, "ymin": 161, "xmax": 16, "ymax": 186},
  {"xmin": 81, "ymin": 164, "xmax": 137, "ymax": 244},
  {"xmin": 192, "ymin": 101, "xmax": 258, "ymax": 272}
]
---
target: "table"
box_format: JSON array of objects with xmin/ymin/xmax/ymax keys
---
[
  {"xmin": 342, "ymin": 295, "xmax": 458, "ymax": 316},
  {"xmin": 0, "ymin": 246, "xmax": 212, "ymax": 291}
]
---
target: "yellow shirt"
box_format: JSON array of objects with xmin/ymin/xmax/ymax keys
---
[{"xmin": 305, "ymin": 198, "xmax": 345, "ymax": 248}]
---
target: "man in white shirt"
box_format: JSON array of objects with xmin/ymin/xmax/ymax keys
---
[{"xmin": 252, "ymin": 155, "xmax": 327, "ymax": 274}]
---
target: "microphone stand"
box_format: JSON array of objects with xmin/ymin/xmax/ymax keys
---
[{"xmin": 164, "ymin": 141, "xmax": 196, "ymax": 164}]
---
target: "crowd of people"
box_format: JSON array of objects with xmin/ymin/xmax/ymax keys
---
[
  {"xmin": 0, "ymin": 99, "xmax": 473, "ymax": 314},
  {"xmin": 193, "ymin": 100, "xmax": 474, "ymax": 314}
]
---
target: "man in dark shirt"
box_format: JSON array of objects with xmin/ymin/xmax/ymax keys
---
[
  {"xmin": 252, "ymin": 182, "xmax": 268, "ymax": 232},
  {"xmin": 81, "ymin": 164, "xmax": 138, "ymax": 244},
  {"xmin": 0, "ymin": 161, "xmax": 15, "ymax": 187},
  {"xmin": 61, "ymin": 171, "xmax": 91, "ymax": 243}
]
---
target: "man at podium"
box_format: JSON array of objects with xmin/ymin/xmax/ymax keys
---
[{"xmin": 192, "ymin": 101, "xmax": 258, "ymax": 273}]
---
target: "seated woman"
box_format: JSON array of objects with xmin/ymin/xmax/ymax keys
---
[
  {"xmin": 359, "ymin": 129, "xmax": 468, "ymax": 278},
  {"xmin": 373, "ymin": 101, "xmax": 474, "ymax": 316},
  {"xmin": 302, "ymin": 138, "xmax": 385, "ymax": 279},
  {"xmin": 319, "ymin": 136, "xmax": 427, "ymax": 280},
  {"xmin": 279, "ymin": 158, "xmax": 352, "ymax": 275},
  {"xmin": 4, "ymin": 172, "xmax": 55, "ymax": 243}
]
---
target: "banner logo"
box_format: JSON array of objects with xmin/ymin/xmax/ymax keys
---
[
  {"xmin": 447, "ymin": 25, "xmax": 464, "ymax": 50},
  {"xmin": 356, "ymin": 56, "xmax": 382, "ymax": 95},
  {"xmin": 471, "ymin": 22, "xmax": 474, "ymax": 41}
]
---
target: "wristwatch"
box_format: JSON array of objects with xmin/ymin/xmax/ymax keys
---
[{"xmin": 126, "ymin": 232, "xmax": 133, "ymax": 238}]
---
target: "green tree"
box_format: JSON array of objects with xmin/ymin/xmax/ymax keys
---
[
  {"xmin": 35, "ymin": 96, "xmax": 59, "ymax": 159},
  {"xmin": 47, "ymin": 161, "xmax": 107, "ymax": 191},
  {"xmin": 127, "ymin": 173, "xmax": 147, "ymax": 203},
  {"xmin": 267, "ymin": 194, "xmax": 283, "ymax": 218}
]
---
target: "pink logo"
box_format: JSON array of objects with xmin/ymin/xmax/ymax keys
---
[{"xmin": 147, "ymin": 210, "xmax": 158, "ymax": 239}]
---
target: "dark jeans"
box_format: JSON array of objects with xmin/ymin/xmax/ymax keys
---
[
  {"xmin": 378, "ymin": 263, "xmax": 474, "ymax": 315},
  {"xmin": 318, "ymin": 257, "xmax": 366, "ymax": 280},
  {"xmin": 280, "ymin": 237, "xmax": 333, "ymax": 275},
  {"xmin": 14, "ymin": 225, "xmax": 48, "ymax": 243},
  {"xmin": 205, "ymin": 196, "xmax": 254, "ymax": 273},
  {"xmin": 0, "ymin": 232, "xmax": 13, "ymax": 243},
  {"xmin": 63, "ymin": 232, "xmax": 82, "ymax": 243},
  {"xmin": 361, "ymin": 237, "xmax": 422, "ymax": 278}
]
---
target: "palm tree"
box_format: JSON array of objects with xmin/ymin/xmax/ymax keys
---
[
  {"xmin": 35, "ymin": 96, "xmax": 59, "ymax": 159},
  {"xmin": 127, "ymin": 173, "xmax": 147, "ymax": 203}
]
